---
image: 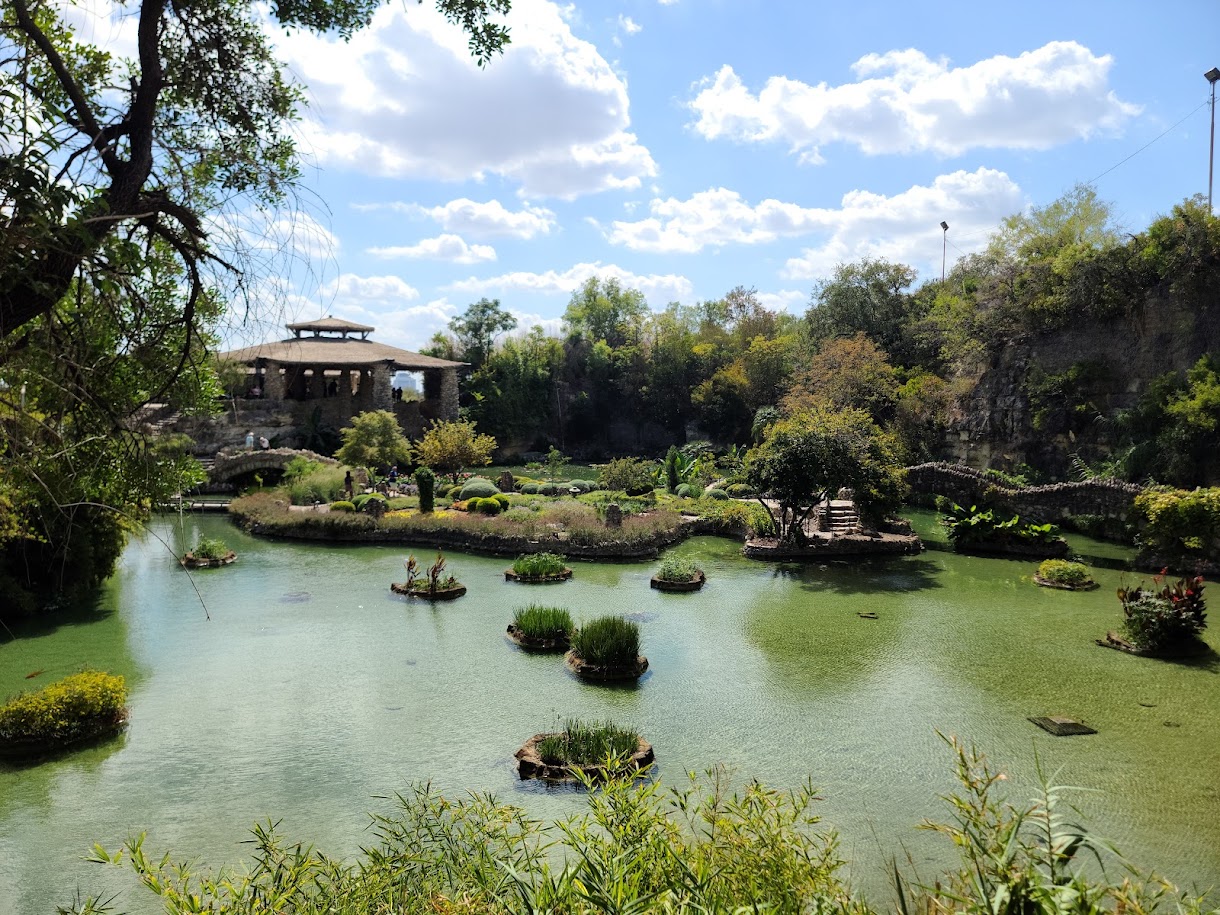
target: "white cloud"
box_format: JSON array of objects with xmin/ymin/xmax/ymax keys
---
[
  {"xmin": 353, "ymin": 198, "xmax": 556, "ymax": 239},
  {"xmin": 689, "ymin": 41, "xmax": 1140, "ymax": 160},
  {"xmin": 368, "ymin": 234, "xmax": 497, "ymax": 264},
  {"xmin": 320, "ymin": 274, "xmax": 421, "ymax": 309},
  {"xmin": 618, "ymin": 15, "xmax": 642, "ymax": 35},
  {"xmin": 607, "ymin": 168, "xmax": 1021, "ymax": 269},
  {"xmin": 278, "ymin": 0, "xmax": 656, "ymax": 197},
  {"xmin": 448, "ymin": 262, "xmax": 693, "ymax": 305},
  {"xmin": 507, "ymin": 310, "xmax": 566, "ymax": 337},
  {"xmin": 780, "ymin": 169, "xmax": 1024, "ymax": 280},
  {"xmin": 756, "ymin": 289, "xmax": 807, "ymax": 313},
  {"xmin": 305, "ymin": 279, "xmax": 458, "ymax": 349}
]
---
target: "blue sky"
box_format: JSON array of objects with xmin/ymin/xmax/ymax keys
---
[{"xmin": 72, "ymin": 0, "xmax": 1220, "ymax": 350}]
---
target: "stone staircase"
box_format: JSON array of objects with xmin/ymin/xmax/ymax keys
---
[{"xmin": 825, "ymin": 500, "xmax": 860, "ymax": 534}]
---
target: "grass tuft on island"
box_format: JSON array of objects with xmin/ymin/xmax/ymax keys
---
[
  {"xmin": 570, "ymin": 615, "xmax": 640, "ymax": 668},
  {"xmin": 508, "ymin": 605, "xmax": 573, "ymax": 650},
  {"xmin": 507, "ymin": 552, "xmax": 571, "ymax": 581},
  {"xmin": 536, "ymin": 719, "xmax": 641, "ymax": 766},
  {"xmin": 0, "ymin": 670, "xmax": 128, "ymax": 757}
]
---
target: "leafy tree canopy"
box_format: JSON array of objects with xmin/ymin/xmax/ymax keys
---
[
  {"xmin": 335, "ymin": 410, "xmax": 413, "ymax": 471},
  {"xmin": 805, "ymin": 258, "xmax": 920, "ymax": 362},
  {"xmin": 745, "ymin": 406, "xmax": 906, "ymax": 543},
  {"xmin": 414, "ymin": 419, "xmax": 496, "ymax": 482},
  {"xmin": 448, "ymin": 297, "xmax": 517, "ymax": 369},
  {"xmin": 563, "ymin": 277, "xmax": 647, "ymax": 349}
]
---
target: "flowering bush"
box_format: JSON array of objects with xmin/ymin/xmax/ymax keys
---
[
  {"xmin": 1117, "ymin": 572, "xmax": 1207, "ymax": 652},
  {"xmin": 0, "ymin": 671, "xmax": 127, "ymax": 746}
]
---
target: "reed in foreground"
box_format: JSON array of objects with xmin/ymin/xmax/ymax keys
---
[{"xmin": 68, "ymin": 739, "xmax": 1218, "ymax": 915}]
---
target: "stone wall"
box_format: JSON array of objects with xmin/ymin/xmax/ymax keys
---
[
  {"xmin": 210, "ymin": 448, "xmax": 339, "ymax": 483},
  {"xmin": 905, "ymin": 462, "xmax": 1143, "ymax": 525}
]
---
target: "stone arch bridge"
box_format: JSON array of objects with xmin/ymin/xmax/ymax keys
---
[
  {"xmin": 904, "ymin": 462, "xmax": 1144, "ymax": 524},
  {"xmin": 208, "ymin": 448, "xmax": 339, "ymax": 484}
]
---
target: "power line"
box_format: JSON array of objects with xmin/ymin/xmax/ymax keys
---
[{"xmin": 1085, "ymin": 99, "xmax": 1209, "ymax": 187}]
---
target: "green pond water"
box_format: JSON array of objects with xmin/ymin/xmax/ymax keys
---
[{"xmin": 2, "ymin": 511, "xmax": 1219, "ymax": 913}]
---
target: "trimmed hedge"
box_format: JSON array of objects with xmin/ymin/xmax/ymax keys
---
[
  {"xmin": 704, "ymin": 488, "xmax": 729, "ymax": 500},
  {"xmin": 521, "ymin": 483, "xmax": 540, "ymax": 495},
  {"xmin": 0, "ymin": 670, "xmax": 127, "ymax": 746},
  {"xmin": 330, "ymin": 501, "xmax": 356, "ymax": 512},
  {"xmin": 675, "ymin": 484, "xmax": 695, "ymax": 499},
  {"xmin": 459, "ymin": 477, "xmax": 499, "ymax": 500}
]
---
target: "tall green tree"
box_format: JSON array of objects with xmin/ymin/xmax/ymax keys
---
[
  {"xmin": 335, "ymin": 411, "xmax": 413, "ymax": 471},
  {"xmin": 447, "ymin": 298, "xmax": 518, "ymax": 369},
  {"xmin": 563, "ymin": 277, "xmax": 648, "ymax": 349},
  {"xmin": 805, "ymin": 258, "xmax": 920, "ymax": 363}
]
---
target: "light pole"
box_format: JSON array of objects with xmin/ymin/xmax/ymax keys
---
[
  {"xmin": 940, "ymin": 221, "xmax": 949, "ymax": 282},
  {"xmin": 1207, "ymin": 68, "xmax": 1220, "ymax": 214}
]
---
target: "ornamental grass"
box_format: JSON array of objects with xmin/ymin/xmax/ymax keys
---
[
  {"xmin": 511, "ymin": 552, "xmax": 568, "ymax": 578},
  {"xmin": 535, "ymin": 719, "xmax": 641, "ymax": 766},
  {"xmin": 511, "ymin": 605, "xmax": 573, "ymax": 641},
  {"xmin": 571, "ymin": 616, "xmax": 640, "ymax": 668},
  {"xmin": 655, "ymin": 555, "xmax": 701, "ymax": 583}
]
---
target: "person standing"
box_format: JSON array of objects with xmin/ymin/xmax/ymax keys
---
[{"xmin": 244, "ymin": 430, "xmax": 254, "ymax": 450}]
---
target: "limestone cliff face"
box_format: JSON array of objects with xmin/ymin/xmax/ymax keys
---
[{"xmin": 943, "ymin": 293, "xmax": 1220, "ymax": 477}]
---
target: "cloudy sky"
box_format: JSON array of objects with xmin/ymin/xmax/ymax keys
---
[{"xmin": 75, "ymin": 0, "xmax": 1220, "ymax": 349}]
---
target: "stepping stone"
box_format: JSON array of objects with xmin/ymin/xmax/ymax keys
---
[{"xmin": 1028, "ymin": 716, "xmax": 1097, "ymax": 736}]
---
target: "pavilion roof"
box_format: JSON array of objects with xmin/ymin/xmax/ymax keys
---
[
  {"xmin": 220, "ymin": 336, "xmax": 465, "ymax": 370},
  {"xmin": 286, "ymin": 317, "xmax": 375, "ymax": 336}
]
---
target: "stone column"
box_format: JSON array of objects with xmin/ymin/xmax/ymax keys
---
[
  {"xmin": 263, "ymin": 360, "xmax": 286, "ymax": 401},
  {"xmin": 372, "ymin": 361, "xmax": 394, "ymax": 410},
  {"xmin": 438, "ymin": 367, "xmax": 459, "ymax": 420}
]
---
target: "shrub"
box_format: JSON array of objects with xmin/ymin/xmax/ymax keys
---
[
  {"xmin": 597, "ymin": 458, "xmax": 656, "ymax": 496},
  {"xmin": 695, "ymin": 499, "xmax": 776, "ymax": 537},
  {"xmin": 330, "ymin": 500, "xmax": 355, "ymax": 512},
  {"xmin": 567, "ymin": 479, "xmax": 594, "ymax": 493},
  {"xmin": 656, "ymin": 555, "xmax": 701, "ymax": 583},
  {"xmin": 571, "ymin": 616, "xmax": 640, "ymax": 667},
  {"xmin": 511, "ymin": 604, "xmax": 573, "ymax": 641},
  {"xmin": 1037, "ymin": 559, "xmax": 1090, "ymax": 585},
  {"xmin": 475, "ymin": 497, "xmax": 502, "ymax": 516},
  {"xmin": 492, "ymin": 493, "xmax": 510, "ymax": 509},
  {"xmin": 944, "ymin": 504, "xmax": 1061, "ymax": 546},
  {"xmin": 459, "ymin": 477, "xmax": 499, "ymax": 500},
  {"xmin": 415, "ymin": 466, "xmax": 435, "ymax": 514},
  {"xmin": 726, "ymin": 482, "xmax": 755, "ymax": 498},
  {"xmin": 538, "ymin": 482, "xmax": 562, "ymax": 497},
  {"xmin": 1134, "ymin": 487, "xmax": 1220, "ymax": 561},
  {"xmin": 536, "ymin": 719, "xmax": 641, "ymax": 766},
  {"xmin": 520, "ymin": 483, "xmax": 540, "ymax": 495},
  {"xmin": 675, "ymin": 483, "xmax": 695, "ymax": 499},
  {"xmin": 285, "ymin": 464, "xmax": 346, "ymax": 505},
  {"xmin": 0, "ymin": 670, "xmax": 127, "ymax": 745},
  {"xmin": 191, "ymin": 537, "xmax": 230, "ymax": 560},
  {"xmin": 512, "ymin": 552, "xmax": 568, "ymax": 578},
  {"xmin": 703, "ymin": 488, "xmax": 729, "ymax": 501},
  {"xmin": 355, "ymin": 493, "xmax": 387, "ymax": 511},
  {"xmin": 1118, "ymin": 574, "xmax": 1207, "ymax": 652}
]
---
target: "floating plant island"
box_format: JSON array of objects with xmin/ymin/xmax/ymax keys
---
[{"xmin": 515, "ymin": 720, "xmax": 653, "ymax": 781}]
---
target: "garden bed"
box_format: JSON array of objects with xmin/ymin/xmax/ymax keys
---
[
  {"xmin": 954, "ymin": 538, "xmax": 1069, "ymax": 559},
  {"xmin": 180, "ymin": 551, "xmax": 237, "ymax": 569},
  {"xmin": 1034, "ymin": 575, "xmax": 1098, "ymax": 591},
  {"xmin": 1094, "ymin": 631, "xmax": 1210, "ymax": 658},
  {"xmin": 0, "ymin": 710, "xmax": 129, "ymax": 761},
  {"xmin": 743, "ymin": 531, "xmax": 921, "ymax": 560},
  {"xmin": 506, "ymin": 624, "xmax": 570, "ymax": 652},
  {"xmin": 515, "ymin": 733, "xmax": 654, "ymax": 781},
  {"xmin": 505, "ymin": 568, "xmax": 573, "ymax": 583},
  {"xmin": 565, "ymin": 651, "xmax": 649, "ymax": 682},
  {"xmin": 650, "ymin": 570, "xmax": 706, "ymax": 592},
  {"xmin": 390, "ymin": 583, "xmax": 467, "ymax": 601}
]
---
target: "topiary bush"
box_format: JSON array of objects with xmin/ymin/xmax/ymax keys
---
[
  {"xmin": 476, "ymin": 497, "xmax": 502, "ymax": 516},
  {"xmin": 703, "ymin": 488, "xmax": 729, "ymax": 501},
  {"xmin": 459, "ymin": 477, "xmax": 499, "ymax": 500},
  {"xmin": 567, "ymin": 479, "xmax": 594, "ymax": 493},
  {"xmin": 726, "ymin": 483, "xmax": 755, "ymax": 498},
  {"xmin": 330, "ymin": 500, "xmax": 356, "ymax": 512},
  {"xmin": 0, "ymin": 670, "xmax": 128, "ymax": 748},
  {"xmin": 415, "ymin": 466, "xmax": 436, "ymax": 514},
  {"xmin": 539, "ymin": 483, "xmax": 562, "ymax": 497},
  {"xmin": 675, "ymin": 484, "xmax": 695, "ymax": 499},
  {"xmin": 1036, "ymin": 559, "xmax": 1091, "ymax": 586},
  {"xmin": 492, "ymin": 493, "xmax": 510, "ymax": 509},
  {"xmin": 521, "ymin": 483, "xmax": 540, "ymax": 495}
]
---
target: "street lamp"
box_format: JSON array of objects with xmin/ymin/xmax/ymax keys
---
[
  {"xmin": 1207, "ymin": 67, "xmax": 1220, "ymax": 214},
  {"xmin": 940, "ymin": 221, "xmax": 949, "ymax": 282}
]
